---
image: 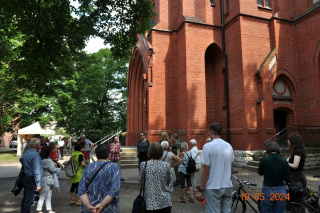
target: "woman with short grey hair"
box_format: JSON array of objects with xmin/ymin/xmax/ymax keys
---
[
  {"xmin": 161, "ymin": 141, "xmax": 182, "ymax": 192},
  {"xmin": 177, "ymin": 142, "xmax": 194, "ymax": 203},
  {"xmin": 189, "ymin": 139, "xmax": 200, "ymax": 194}
]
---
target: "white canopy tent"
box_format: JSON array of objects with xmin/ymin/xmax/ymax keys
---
[{"xmin": 17, "ymin": 122, "xmax": 55, "ymax": 156}]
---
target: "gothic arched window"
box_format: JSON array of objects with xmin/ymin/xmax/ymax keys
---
[{"xmin": 257, "ymin": 0, "xmax": 271, "ymax": 8}]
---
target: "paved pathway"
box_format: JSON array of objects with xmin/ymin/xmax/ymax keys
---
[
  {"xmin": 1, "ymin": 152, "xmax": 319, "ymax": 213},
  {"xmin": 0, "ymin": 154, "xmax": 207, "ymax": 213}
]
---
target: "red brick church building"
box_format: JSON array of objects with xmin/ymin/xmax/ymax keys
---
[{"xmin": 126, "ymin": 0, "xmax": 320, "ymax": 150}]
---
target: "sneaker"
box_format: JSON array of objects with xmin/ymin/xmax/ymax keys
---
[
  {"xmin": 189, "ymin": 197, "xmax": 194, "ymax": 203},
  {"xmin": 178, "ymin": 197, "xmax": 186, "ymax": 203}
]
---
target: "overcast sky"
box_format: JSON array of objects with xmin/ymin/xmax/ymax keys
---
[
  {"xmin": 84, "ymin": 37, "xmax": 108, "ymax": 54},
  {"xmin": 70, "ymin": 1, "xmax": 107, "ymax": 54}
]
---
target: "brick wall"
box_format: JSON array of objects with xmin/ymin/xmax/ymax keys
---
[{"xmin": 127, "ymin": 0, "xmax": 320, "ymax": 150}]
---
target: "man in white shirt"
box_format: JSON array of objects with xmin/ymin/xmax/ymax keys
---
[
  {"xmin": 58, "ymin": 136, "xmax": 65, "ymax": 160},
  {"xmin": 196, "ymin": 123, "xmax": 234, "ymax": 213}
]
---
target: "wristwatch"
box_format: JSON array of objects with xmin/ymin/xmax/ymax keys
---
[{"xmin": 198, "ymin": 188, "xmax": 204, "ymax": 193}]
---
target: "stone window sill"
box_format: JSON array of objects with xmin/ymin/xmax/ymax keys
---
[{"xmin": 258, "ymin": 6, "xmax": 272, "ymax": 11}]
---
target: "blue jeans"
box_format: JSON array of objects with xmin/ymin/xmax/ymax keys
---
[
  {"xmin": 205, "ymin": 187, "xmax": 232, "ymax": 213},
  {"xmin": 261, "ymin": 185, "xmax": 287, "ymax": 213},
  {"xmin": 21, "ymin": 176, "xmax": 36, "ymax": 213}
]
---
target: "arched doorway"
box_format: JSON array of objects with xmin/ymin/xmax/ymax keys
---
[
  {"xmin": 273, "ymin": 109, "xmax": 290, "ymax": 146},
  {"xmin": 272, "ymin": 75, "xmax": 295, "ymax": 146},
  {"xmin": 205, "ymin": 43, "xmax": 225, "ymax": 127},
  {"xmin": 127, "ymin": 49, "xmax": 148, "ymax": 145}
]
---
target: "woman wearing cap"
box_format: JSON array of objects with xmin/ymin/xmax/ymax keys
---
[{"xmin": 69, "ymin": 143, "xmax": 87, "ymax": 206}]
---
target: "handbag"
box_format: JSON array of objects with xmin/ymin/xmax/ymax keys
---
[
  {"xmin": 288, "ymin": 182, "xmax": 304, "ymax": 201},
  {"xmin": 11, "ymin": 166, "xmax": 24, "ymax": 196},
  {"xmin": 132, "ymin": 161, "xmax": 148, "ymax": 213}
]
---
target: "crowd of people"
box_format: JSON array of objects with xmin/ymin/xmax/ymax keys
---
[
  {"xmin": 136, "ymin": 123, "xmax": 235, "ymax": 212},
  {"xmin": 18, "ymin": 123, "xmax": 308, "ymax": 213}
]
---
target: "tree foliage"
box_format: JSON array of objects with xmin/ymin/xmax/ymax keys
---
[
  {"xmin": 0, "ymin": 0, "xmax": 154, "ymax": 89},
  {"xmin": 53, "ymin": 49, "xmax": 128, "ymax": 140},
  {"xmin": 1, "ymin": 48, "xmax": 128, "ymax": 139},
  {"xmin": 0, "ymin": 0, "xmax": 154, "ymax": 135}
]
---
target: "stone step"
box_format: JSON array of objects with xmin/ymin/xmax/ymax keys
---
[
  {"xmin": 121, "ymin": 159, "xmax": 139, "ymax": 164},
  {"xmin": 254, "ymin": 154, "xmax": 288, "ymax": 162},
  {"xmin": 243, "ymin": 165, "xmax": 259, "ymax": 172},
  {"xmin": 305, "ymin": 147, "xmax": 320, "ymax": 154},
  {"xmin": 254, "ymin": 156, "xmax": 263, "ymax": 162},
  {"xmin": 121, "ymin": 155, "xmax": 138, "ymax": 160},
  {"xmin": 247, "ymin": 161, "xmax": 260, "ymax": 167},
  {"xmin": 120, "ymin": 152, "xmax": 137, "ymax": 157},
  {"xmin": 121, "ymin": 163, "xmax": 139, "ymax": 169},
  {"xmin": 121, "ymin": 147, "xmax": 137, "ymax": 153}
]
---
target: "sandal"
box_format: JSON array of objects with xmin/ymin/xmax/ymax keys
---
[
  {"xmin": 178, "ymin": 197, "xmax": 186, "ymax": 203},
  {"xmin": 189, "ymin": 197, "xmax": 194, "ymax": 203}
]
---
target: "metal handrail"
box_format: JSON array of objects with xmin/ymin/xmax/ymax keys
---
[
  {"xmin": 264, "ymin": 125, "xmax": 320, "ymax": 145},
  {"xmin": 93, "ymin": 130, "xmax": 122, "ymax": 148},
  {"xmin": 94, "ymin": 133, "xmax": 113, "ymax": 144},
  {"xmin": 264, "ymin": 125, "xmax": 292, "ymax": 144}
]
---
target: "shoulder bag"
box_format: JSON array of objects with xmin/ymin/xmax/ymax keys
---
[
  {"xmin": 132, "ymin": 161, "xmax": 148, "ymax": 213},
  {"xmin": 11, "ymin": 166, "xmax": 24, "ymax": 196},
  {"xmin": 86, "ymin": 162, "xmax": 109, "ymax": 192},
  {"xmin": 162, "ymin": 151, "xmax": 169, "ymax": 161}
]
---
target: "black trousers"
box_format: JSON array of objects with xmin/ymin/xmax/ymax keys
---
[
  {"xmin": 70, "ymin": 183, "xmax": 79, "ymax": 193},
  {"xmin": 138, "ymin": 152, "xmax": 149, "ymax": 171}
]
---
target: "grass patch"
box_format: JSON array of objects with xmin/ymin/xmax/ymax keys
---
[{"xmin": 0, "ymin": 153, "xmax": 20, "ymax": 164}]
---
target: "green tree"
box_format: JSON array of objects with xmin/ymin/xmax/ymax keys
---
[
  {"xmin": 1, "ymin": 0, "xmax": 154, "ymax": 134},
  {"xmin": 0, "ymin": 0, "xmax": 155, "ymax": 90},
  {"xmin": 53, "ymin": 48, "xmax": 127, "ymax": 141}
]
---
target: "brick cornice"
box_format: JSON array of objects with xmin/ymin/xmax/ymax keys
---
[
  {"xmin": 150, "ymin": 21, "xmax": 221, "ymax": 35},
  {"xmin": 187, "ymin": 23, "xmax": 221, "ymax": 31},
  {"xmin": 242, "ymin": 15, "xmax": 269, "ymax": 24},
  {"xmin": 149, "ymin": 6, "xmax": 320, "ymax": 37}
]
